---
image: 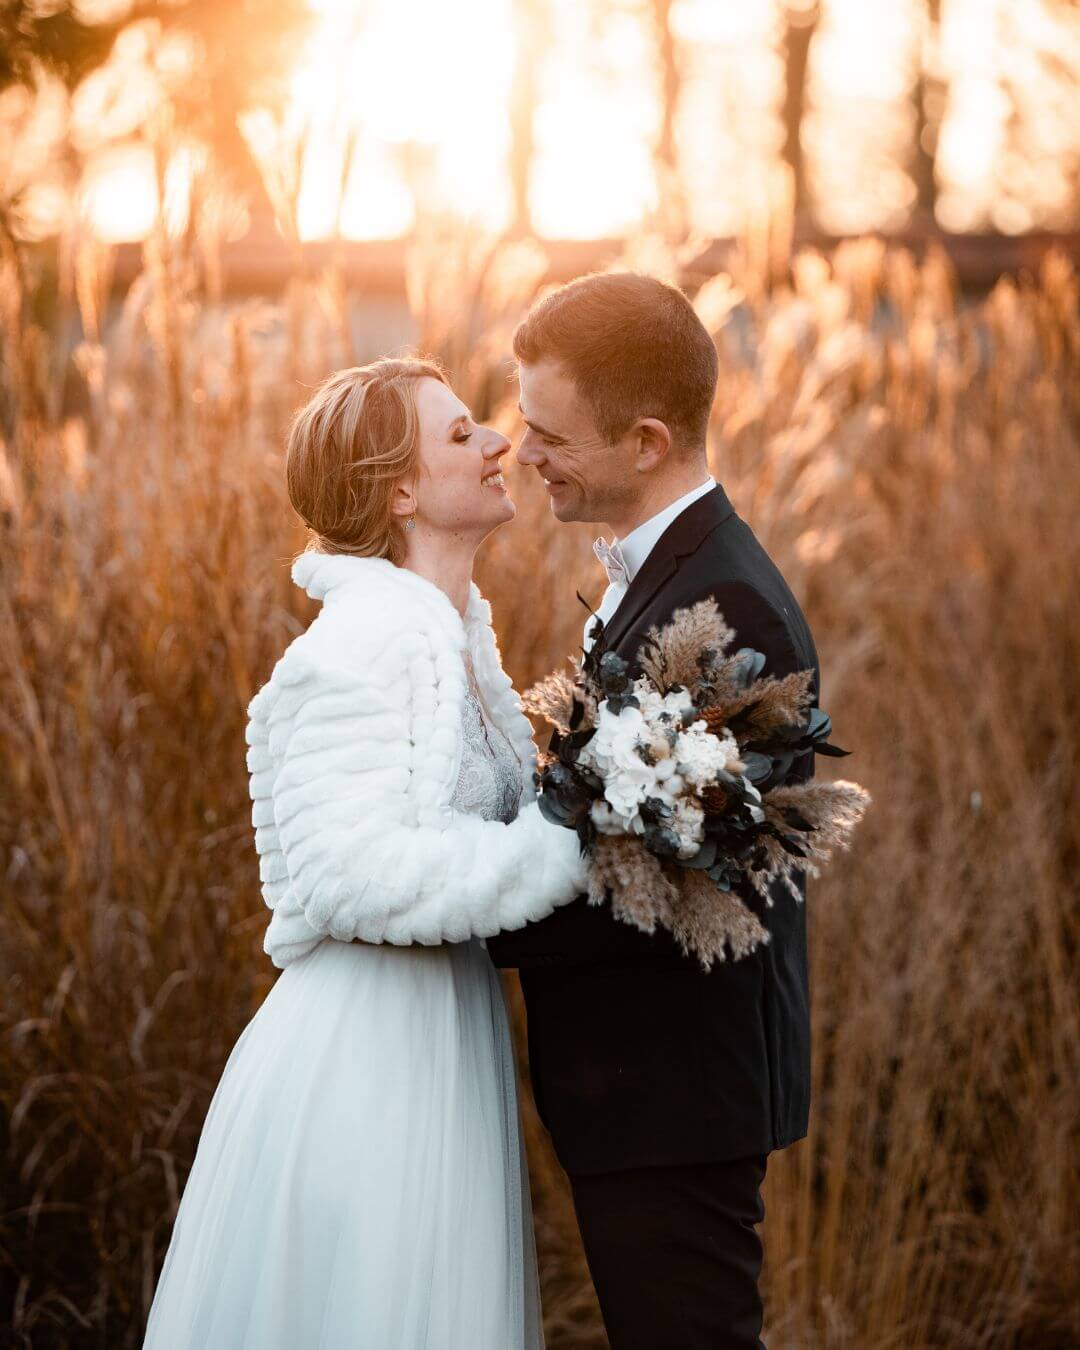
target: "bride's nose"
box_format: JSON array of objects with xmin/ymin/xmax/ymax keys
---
[{"xmin": 482, "ymin": 430, "xmax": 511, "ymax": 465}]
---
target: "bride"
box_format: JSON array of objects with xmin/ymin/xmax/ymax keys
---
[{"xmin": 141, "ymin": 358, "xmax": 587, "ymax": 1349}]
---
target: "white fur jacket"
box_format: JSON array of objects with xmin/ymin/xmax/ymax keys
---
[{"xmin": 245, "ymin": 550, "xmax": 587, "ymax": 969}]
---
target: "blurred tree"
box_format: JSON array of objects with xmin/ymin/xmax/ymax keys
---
[
  {"xmin": 508, "ymin": 0, "xmax": 546, "ymax": 238},
  {"xmin": 583, "ymin": 0, "xmax": 687, "ymax": 240},
  {"xmin": 0, "ymin": 0, "xmax": 313, "ymax": 234},
  {"xmin": 0, "ymin": 0, "xmax": 122, "ymax": 89},
  {"xmin": 994, "ymin": 0, "xmax": 1080, "ymax": 230},
  {"xmin": 780, "ymin": 0, "xmax": 820, "ymax": 225},
  {"xmin": 911, "ymin": 0, "xmax": 943, "ymax": 223},
  {"xmin": 647, "ymin": 0, "xmax": 687, "ymax": 240}
]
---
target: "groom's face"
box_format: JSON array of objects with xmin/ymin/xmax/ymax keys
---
[{"xmin": 516, "ymin": 359, "xmax": 635, "ymax": 525}]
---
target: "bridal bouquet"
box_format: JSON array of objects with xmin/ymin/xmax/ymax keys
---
[{"xmin": 523, "ymin": 598, "xmax": 871, "ymax": 969}]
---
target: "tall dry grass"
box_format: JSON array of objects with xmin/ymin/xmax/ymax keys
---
[{"xmin": 1, "ymin": 214, "xmax": 1077, "ymax": 1348}]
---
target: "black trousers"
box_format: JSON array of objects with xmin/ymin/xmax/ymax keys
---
[{"xmin": 567, "ymin": 1154, "xmax": 769, "ymax": 1349}]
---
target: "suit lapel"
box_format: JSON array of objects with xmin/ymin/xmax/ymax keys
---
[
  {"xmin": 599, "ymin": 549, "xmax": 677, "ymax": 653},
  {"xmin": 599, "ymin": 484, "xmax": 736, "ymax": 652}
]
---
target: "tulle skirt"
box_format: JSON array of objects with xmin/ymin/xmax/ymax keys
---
[{"xmin": 142, "ymin": 936, "xmax": 543, "ymax": 1349}]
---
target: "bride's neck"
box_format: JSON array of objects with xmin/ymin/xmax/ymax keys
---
[{"xmin": 401, "ymin": 532, "xmax": 478, "ymax": 618}]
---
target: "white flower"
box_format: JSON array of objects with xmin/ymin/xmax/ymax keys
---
[
  {"xmin": 654, "ymin": 757, "xmax": 679, "ymax": 782},
  {"xmin": 582, "ymin": 702, "xmax": 645, "ymax": 771},
  {"xmin": 580, "ymin": 690, "xmax": 751, "ymax": 843},
  {"xmin": 671, "ymin": 796, "xmax": 706, "ymax": 858},
  {"xmin": 647, "ymin": 761, "xmax": 690, "ymax": 816},
  {"xmin": 605, "ymin": 766, "xmax": 655, "ymax": 820},
  {"xmin": 580, "ymin": 701, "xmax": 658, "ymax": 827},
  {"xmin": 673, "ymin": 723, "xmax": 740, "ymax": 788},
  {"xmin": 634, "ymin": 678, "xmax": 695, "ymax": 726}
]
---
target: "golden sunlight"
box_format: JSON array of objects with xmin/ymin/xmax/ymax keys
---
[
  {"xmin": 285, "ymin": 0, "xmax": 514, "ymax": 237},
  {"xmin": 72, "ymin": 0, "xmax": 1080, "ymax": 243},
  {"xmin": 79, "ymin": 142, "xmax": 158, "ymax": 242}
]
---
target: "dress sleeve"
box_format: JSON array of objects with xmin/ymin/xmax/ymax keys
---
[{"xmin": 248, "ymin": 657, "xmax": 588, "ymax": 948}]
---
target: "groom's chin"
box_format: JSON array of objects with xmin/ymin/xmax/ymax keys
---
[{"xmin": 548, "ymin": 494, "xmax": 581, "ymax": 524}]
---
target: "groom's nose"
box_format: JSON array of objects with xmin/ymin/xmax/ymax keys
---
[{"xmin": 516, "ymin": 431, "xmax": 543, "ymax": 467}]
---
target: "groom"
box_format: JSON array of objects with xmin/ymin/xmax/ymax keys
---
[{"xmin": 487, "ymin": 272, "xmax": 820, "ymax": 1348}]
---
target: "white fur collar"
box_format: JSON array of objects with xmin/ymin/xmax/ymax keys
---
[{"xmin": 292, "ymin": 548, "xmax": 485, "ymax": 623}]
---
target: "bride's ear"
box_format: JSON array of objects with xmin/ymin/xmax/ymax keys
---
[{"xmin": 390, "ymin": 479, "xmax": 417, "ymax": 521}]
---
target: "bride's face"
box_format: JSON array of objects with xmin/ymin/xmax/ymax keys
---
[{"xmin": 404, "ymin": 377, "xmax": 514, "ymax": 537}]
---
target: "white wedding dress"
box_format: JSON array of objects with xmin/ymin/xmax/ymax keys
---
[{"xmin": 142, "ymin": 659, "xmax": 543, "ymax": 1349}]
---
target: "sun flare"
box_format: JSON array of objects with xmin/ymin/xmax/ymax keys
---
[{"xmin": 73, "ymin": 0, "xmax": 1080, "ymax": 244}]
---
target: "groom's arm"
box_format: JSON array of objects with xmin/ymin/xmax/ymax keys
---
[{"xmin": 688, "ymin": 577, "xmax": 803, "ymax": 682}]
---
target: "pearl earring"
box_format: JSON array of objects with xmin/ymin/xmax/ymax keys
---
[{"xmin": 405, "ymin": 515, "xmax": 415, "ymax": 531}]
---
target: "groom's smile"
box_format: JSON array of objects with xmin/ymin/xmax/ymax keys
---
[
  {"xmin": 515, "ymin": 358, "xmax": 627, "ymax": 526},
  {"xmin": 517, "ymin": 355, "xmax": 669, "ymax": 538}
]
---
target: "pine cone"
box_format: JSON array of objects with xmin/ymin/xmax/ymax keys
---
[
  {"xmin": 699, "ymin": 705, "xmax": 732, "ymax": 739},
  {"xmin": 700, "ymin": 783, "xmax": 731, "ymax": 816}
]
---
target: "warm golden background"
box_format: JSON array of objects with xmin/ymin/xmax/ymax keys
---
[{"xmin": 1, "ymin": 1, "xmax": 1078, "ymax": 1346}]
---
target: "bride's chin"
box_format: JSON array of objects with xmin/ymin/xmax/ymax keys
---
[{"xmin": 466, "ymin": 497, "xmax": 516, "ymax": 537}]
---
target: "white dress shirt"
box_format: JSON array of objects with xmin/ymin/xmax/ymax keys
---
[{"xmin": 584, "ymin": 476, "xmax": 716, "ymax": 652}]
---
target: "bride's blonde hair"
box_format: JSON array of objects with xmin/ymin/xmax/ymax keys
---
[{"xmin": 285, "ymin": 357, "xmax": 447, "ymax": 563}]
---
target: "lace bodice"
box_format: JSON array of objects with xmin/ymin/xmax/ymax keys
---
[{"xmin": 452, "ymin": 658, "xmax": 523, "ymax": 825}]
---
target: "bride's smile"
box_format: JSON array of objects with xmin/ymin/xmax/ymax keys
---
[{"xmin": 407, "ymin": 375, "xmax": 516, "ymax": 534}]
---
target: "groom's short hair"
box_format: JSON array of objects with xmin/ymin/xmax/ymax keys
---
[{"xmin": 513, "ymin": 271, "xmax": 718, "ymax": 452}]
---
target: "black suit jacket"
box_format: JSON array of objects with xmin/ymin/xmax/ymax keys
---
[{"xmin": 487, "ymin": 484, "xmax": 820, "ymax": 1175}]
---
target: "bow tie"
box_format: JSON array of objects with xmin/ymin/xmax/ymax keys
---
[{"xmin": 593, "ymin": 536, "xmax": 629, "ymax": 587}]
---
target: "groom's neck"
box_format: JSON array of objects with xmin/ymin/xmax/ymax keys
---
[{"xmin": 604, "ymin": 459, "xmax": 712, "ymax": 540}]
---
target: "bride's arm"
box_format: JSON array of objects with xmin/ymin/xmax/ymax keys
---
[{"xmin": 247, "ymin": 655, "xmax": 587, "ymax": 947}]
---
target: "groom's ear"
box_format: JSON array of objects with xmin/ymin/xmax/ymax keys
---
[{"xmin": 633, "ymin": 417, "xmax": 672, "ymax": 474}]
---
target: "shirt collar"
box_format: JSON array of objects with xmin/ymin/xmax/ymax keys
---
[{"xmin": 617, "ymin": 477, "xmax": 717, "ymax": 583}]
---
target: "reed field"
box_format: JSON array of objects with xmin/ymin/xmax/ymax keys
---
[{"xmin": 1, "ymin": 219, "xmax": 1077, "ymax": 1347}]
